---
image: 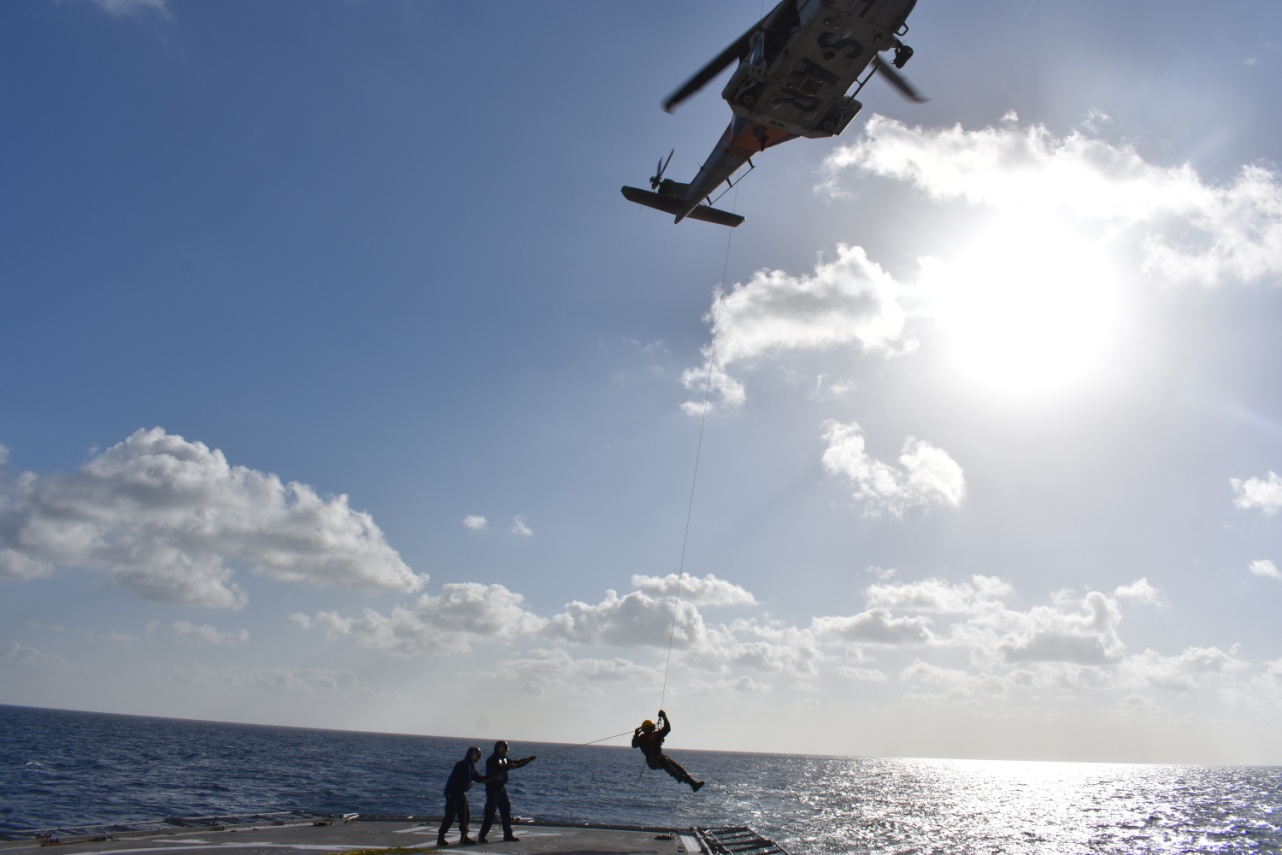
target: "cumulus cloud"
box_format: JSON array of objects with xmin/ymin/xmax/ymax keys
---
[
  {"xmin": 1114, "ymin": 578, "xmax": 1161, "ymax": 604},
  {"xmin": 149, "ymin": 620, "xmax": 249, "ymax": 646},
  {"xmin": 1249, "ymin": 559, "xmax": 1280, "ymax": 579},
  {"xmin": 463, "ymin": 515, "xmax": 489, "ymax": 531},
  {"xmin": 682, "ymin": 245, "xmax": 911, "ymax": 412},
  {"xmin": 0, "ymin": 548, "xmax": 54, "ymax": 582},
  {"xmin": 812, "ymin": 608, "xmax": 935, "ymax": 646},
  {"xmin": 545, "ymin": 588, "xmax": 707, "ymax": 648},
  {"xmin": 91, "ymin": 0, "xmax": 169, "ymax": 17},
  {"xmin": 630, "ymin": 572, "xmax": 757, "ymax": 607},
  {"xmin": 511, "ymin": 516, "xmax": 533, "ymax": 537},
  {"xmin": 2, "ymin": 640, "xmax": 70, "ymax": 670},
  {"xmin": 821, "ymin": 421, "xmax": 965, "ymax": 517},
  {"xmin": 864, "ymin": 575, "xmax": 1012, "ymax": 613},
  {"xmin": 1122, "ymin": 646, "xmax": 1245, "ymax": 692},
  {"xmin": 1231, "ymin": 471, "xmax": 1282, "ymax": 515},
  {"xmin": 825, "ymin": 115, "xmax": 1282, "ymax": 287},
  {"xmin": 697, "ymin": 675, "xmax": 774, "ymax": 695},
  {"xmin": 308, "ymin": 582, "xmax": 545, "ymax": 657},
  {"xmin": 0, "ymin": 429, "xmax": 425, "ymax": 608},
  {"xmin": 687, "ymin": 620, "xmax": 822, "ymax": 677},
  {"xmin": 995, "ymin": 591, "xmax": 1126, "ymax": 665}
]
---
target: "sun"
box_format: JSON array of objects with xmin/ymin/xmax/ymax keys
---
[{"xmin": 919, "ymin": 212, "xmax": 1126, "ymax": 401}]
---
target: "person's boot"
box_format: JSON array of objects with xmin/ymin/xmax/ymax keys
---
[
  {"xmin": 436, "ymin": 837, "xmax": 449, "ymax": 847},
  {"xmin": 690, "ymin": 778, "xmax": 705, "ymax": 792},
  {"xmin": 459, "ymin": 837, "xmax": 476, "ymax": 846}
]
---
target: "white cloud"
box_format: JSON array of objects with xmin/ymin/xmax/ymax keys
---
[
  {"xmin": 900, "ymin": 659, "xmax": 984, "ymax": 693},
  {"xmin": 1231, "ymin": 471, "xmax": 1282, "ymax": 515},
  {"xmin": 821, "ymin": 421, "xmax": 965, "ymax": 517},
  {"xmin": 835, "ymin": 665, "xmax": 890, "ymax": 682},
  {"xmin": 687, "ymin": 621, "xmax": 822, "ymax": 677},
  {"xmin": 91, "ymin": 0, "xmax": 169, "ymax": 17},
  {"xmin": 151, "ymin": 620, "xmax": 249, "ymax": 646},
  {"xmin": 0, "ymin": 429, "xmax": 425, "ymax": 608},
  {"xmin": 1114, "ymin": 578, "xmax": 1161, "ymax": 604},
  {"xmin": 1249, "ymin": 559, "xmax": 1280, "ymax": 579},
  {"xmin": 683, "ymin": 244, "xmax": 912, "ymax": 412},
  {"xmin": 630, "ymin": 572, "xmax": 757, "ymax": 607},
  {"xmin": 825, "ymin": 115, "xmax": 1282, "ymax": 287},
  {"xmin": 864, "ymin": 575, "xmax": 1012, "ymax": 613},
  {"xmin": 0, "ymin": 548, "xmax": 54, "ymax": 582},
  {"xmin": 309, "ymin": 582, "xmax": 546, "ymax": 658},
  {"xmin": 545, "ymin": 589, "xmax": 707, "ymax": 648},
  {"xmin": 812, "ymin": 608, "xmax": 935, "ymax": 646},
  {"xmin": 697, "ymin": 675, "xmax": 774, "ymax": 695},
  {"xmin": 511, "ymin": 515, "xmax": 533, "ymax": 537},
  {"xmin": 2, "ymin": 640, "xmax": 69, "ymax": 670},
  {"xmin": 995, "ymin": 591, "xmax": 1126, "ymax": 665},
  {"xmin": 1122, "ymin": 647, "xmax": 1245, "ymax": 692},
  {"xmin": 1251, "ymin": 658, "xmax": 1282, "ymax": 701},
  {"xmin": 463, "ymin": 515, "xmax": 489, "ymax": 531}
]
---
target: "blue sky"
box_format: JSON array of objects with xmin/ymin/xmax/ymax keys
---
[{"xmin": 3, "ymin": 0, "xmax": 1282, "ymax": 765}]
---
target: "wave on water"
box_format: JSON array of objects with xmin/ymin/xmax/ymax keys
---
[{"xmin": 2, "ymin": 705, "xmax": 1279, "ymax": 854}]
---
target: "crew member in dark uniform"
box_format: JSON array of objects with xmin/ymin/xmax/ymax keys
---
[
  {"xmin": 477, "ymin": 740, "xmax": 536, "ymax": 843},
  {"xmin": 437, "ymin": 745, "xmax": 487, "ymax": 847},
  {"xmin": 632, "ymin": 710, "xmax": 704, "ymax": 791}
]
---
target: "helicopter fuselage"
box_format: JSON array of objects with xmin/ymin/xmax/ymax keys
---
[{"xmin": 623, "ymin": 0, "xmax": 918, "ymax": 226}]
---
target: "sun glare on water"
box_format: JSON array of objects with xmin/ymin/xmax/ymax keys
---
[{"xmin": 920, "ymin": 213, "xmax": 1125, "ymax": 402}]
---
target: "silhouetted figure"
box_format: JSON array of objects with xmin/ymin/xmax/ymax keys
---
[
  {"xmin": 438, "ymin": 746, "xmax": 488, "ymax": 846},
  {"xmin": 477, "ymin": 740, "xmax": 536, "ymax": 843},
  {"xmin": 632, "ymin": 710, "xmax": 703, "ymax": 791}
]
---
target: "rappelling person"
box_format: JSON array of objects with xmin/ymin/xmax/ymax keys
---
[{"xmin": 632, "ymin": 710, "xmax": 704, "ymax": 791}]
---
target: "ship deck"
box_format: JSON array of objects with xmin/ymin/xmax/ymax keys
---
[{"xmin": 0, "ymin": 815, "xmax": 787, "ymax": 855}]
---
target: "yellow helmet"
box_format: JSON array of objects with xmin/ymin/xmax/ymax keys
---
[{"xmin": 641, "ymin": 719, "xmax": 655, "ymax": 731}]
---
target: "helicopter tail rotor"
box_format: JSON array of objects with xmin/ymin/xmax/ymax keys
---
[{"xmin": 650, "ymin": 149, "xmax": 674, "ymax": 190}]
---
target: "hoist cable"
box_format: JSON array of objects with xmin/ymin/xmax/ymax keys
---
[{"xmin": 658, "ymin": 194, "xmax": 738, "ymax": 712}]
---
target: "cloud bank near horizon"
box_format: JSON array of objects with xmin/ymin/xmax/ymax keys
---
[{"xmin": 0, "ymin": 429, "xmax": 425, "ymax": 607}]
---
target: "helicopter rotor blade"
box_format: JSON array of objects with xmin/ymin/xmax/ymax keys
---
[
  {"xmin": 871, "ymin": 54, "xmax": 928, "ymax": 103},
  {"xmin": 662, "ymin": 6, "xmax": 777, "ymax": 114}
]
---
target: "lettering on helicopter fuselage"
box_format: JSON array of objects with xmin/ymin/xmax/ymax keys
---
[
  {"xmin": 773, "ymin": 86, "xmax": 823, "ymax": 113},
  {"xmin": 817, "ymin": 32, "xmax": 863, "ymax": 62},
  {"xmin": 794, "ymin": 57, "xmax": 840, "ymax": 95}
]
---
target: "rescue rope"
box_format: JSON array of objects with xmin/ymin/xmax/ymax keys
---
[
  {"xmin": 538, "ymin": 729, "xmax": 636, "ymax": 757},
  {"xmin": 658, "ymin": 197, "xmax": 738, "ymax": 713}
]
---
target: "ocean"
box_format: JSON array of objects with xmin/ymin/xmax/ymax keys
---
[{"xmin": 2, "ymin": 704, "xmax": 1279, "ymax": 854}]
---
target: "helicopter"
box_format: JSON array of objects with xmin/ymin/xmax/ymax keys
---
[{"xmin": 621, "ymin": 0, "xmax": 924, "ymax": 227}]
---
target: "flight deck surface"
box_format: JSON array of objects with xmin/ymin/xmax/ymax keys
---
[{"xmin": 0, "ymin": 817, "xmax": 786, "ymax": 855}]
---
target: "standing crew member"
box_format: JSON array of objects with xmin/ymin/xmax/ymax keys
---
[
  {"xmin": 477, "ymin": 740, "xmax": 537, "ymax": 843},
  {"xmin": 632, "ymin": 710, "xmax": 704, "ymax": 791},
  {"xmin": 438, "ymin": 746, "xmax": 487, "ymax": 847}
]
